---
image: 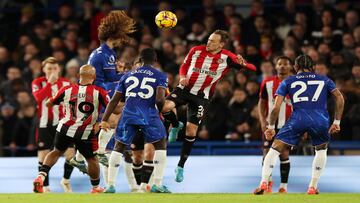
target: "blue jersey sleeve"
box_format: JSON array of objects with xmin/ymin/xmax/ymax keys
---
[
  {"xmin": 157, "ymin": 73, "xmax": 168, "ymax": 88},
  {"xmin": 88, "ymin": 53, "xmax": 106, "ymax": 89},
  {"xmin": 326, "ymin": 77, "xmax": 336, "ymax": 93},
  {"xmin": 275, "ymin": 80, "xmax": 288, "ymax": 97},
  {"xmin": 116, "ymin": 74, "xmax": 127, "ymax": 94}
]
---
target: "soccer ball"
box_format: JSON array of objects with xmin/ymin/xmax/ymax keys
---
[{"xmin": 155, "ymin": 11, "xmax": 177, "ymax": 28}]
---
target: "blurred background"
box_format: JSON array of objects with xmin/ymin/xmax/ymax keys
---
[{"xmin": 0, "ymin": 0, "xmax": 359, "ymax": 157}]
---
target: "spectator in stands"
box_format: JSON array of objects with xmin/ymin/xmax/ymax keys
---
[
  {"xmin": 226, "ymin": 88, "xmax": 252, "ymax": 141},
  {"xmin": 200, "ymin": 80, "xmax": 233, "ymax": 140},
  {"xmin": 0, "ymin": 46, "xmax": 13, "ymax": 78},
  {"xmin": 186, "ymin": 21, "xmax": 208, "ymax": 43},
  {"xmin": 0, "ymin": 103, "xmax": 17, "ymax": 156}
]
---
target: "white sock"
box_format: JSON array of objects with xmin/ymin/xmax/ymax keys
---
[
  {"xmin": 309, "ymin": 149, "xmax": 327, "ymax": 188},
  {"xmin": 124, "ymin": 161, "xmax": 138, "ymax": 190},
  {"xmin": 101, "ymin": 153, "xmax": 110, "ymax": 186},
  {"xmin": 108, "ymin": 151, "xmax": 123, "ymax": 186},
  {"xmin": 98, "ymin": 129, "xmax": 114, "ymax": 154},
  {"xmin": 261, "ymin": 148, "xmax": 280, "ymax": 184},
  {"xmin": 279, "ymin": 183, "xmax": 287, "ymax": 190},
  {"xmin": 75, "ymin": 151, "xmax": 85, "ymax": 162},
  {"xmin": 153, "ymin": 150, "xmax": 167, "ymax": 186}
]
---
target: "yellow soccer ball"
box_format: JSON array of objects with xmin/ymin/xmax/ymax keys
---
[{"xmin": 155, "ymin": 11, "xmax": 177, "ymax": 28}]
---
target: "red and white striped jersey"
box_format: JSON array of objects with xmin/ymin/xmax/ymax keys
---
[
  {"xmin": 32, "ymin": 77, "xmax": 71, "ymax": 128},
  {"xmin": 179, "ymin": 45, "xmax": 256, "ymax": 99},
  {"xmin": 259, "ymin": 76, "xmax": 292, "ymax": 129},
  {"xmin": 49, "ymin": 84, "xmax": 110, "ymax": 139}
]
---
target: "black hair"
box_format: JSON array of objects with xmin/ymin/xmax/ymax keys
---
[
  {"xmin": 140, "ymin": 48, "xmax": 157, "ymax": 64},
  {"xmin": 294, "ymin": 54, "xmax": 315, "ymax": 73},
  {"xmin": 274, "ymin": 55, "xmax": 293, "ymax": 65}
]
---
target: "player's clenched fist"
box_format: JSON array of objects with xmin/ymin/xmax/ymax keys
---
[
  {"xmin": 264, "ymin": 128, "xmax": 275, "ymax": 141},
  {"xmin": 328, "ymin": 124, "xmax": 340, "ymax": 134},
  {"xmin": 179, "ymin": 77, "xmax": 189, "ymax": 86},
  {"xmin": 100, "ymin": 121, "xmax": 110, "ymax": 132}
]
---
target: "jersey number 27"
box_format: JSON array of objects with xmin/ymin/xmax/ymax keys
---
[{"xmin": 291, "ymin": 80, "xmax": 324, "ymax": 103}]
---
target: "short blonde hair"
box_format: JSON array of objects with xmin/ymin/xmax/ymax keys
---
[{"xmin": 42, "ymin": 57, "xmax": 58, "ymax": 67}]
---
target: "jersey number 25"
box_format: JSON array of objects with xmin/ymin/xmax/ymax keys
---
[{"xmin": 125, "ymin": 76, "xmax": 156, "ymax": 99}]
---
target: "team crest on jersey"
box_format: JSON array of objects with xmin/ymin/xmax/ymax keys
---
[
  {"xmin": 108, "ymin": 55, "xmax": 116, "ymax": 65},
  {"xmin": 171, "ymin": 94, "xmax": 177, "ymax": 98},
  {"xmin": 217, "ymin": 58, "xmax": 224, "ymax": 64}
]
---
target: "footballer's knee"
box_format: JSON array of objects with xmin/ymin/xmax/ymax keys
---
[
  {"xmin": 185, "ymin": 122, "xmax": 198, "ymax": 137},
  {"xmin": 161, "ymin": 100, "xmax": 175, "ymax": 113},
  {"xmin": 271, "ymin": 139, "xmax": 290, "ymax": 153},
  {"xmin": 123, "ymin": 150, "xmax": 133, "ymax": 163},
  {"xmin": 113, "ymin": 141, "xmax": 126, "ymax": 153},
  {"xmin": 144, "ymin": 144, "xmax": 155, "ymax": 160},
  {"xmin": 315, "ymin": 143, "xmax": 328, "ymax": 151},
  {"xmin": 153, "ymin": 139, "xmax": 166, "ymax": 150},
  {"xmin": 132, "ymin": 150, "xmax": 143, "ymax": 165}
]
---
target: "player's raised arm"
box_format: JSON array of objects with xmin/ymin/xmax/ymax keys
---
[{"xmin": 329, "ymin": 89, "xmax": 345, "ymax": 134}]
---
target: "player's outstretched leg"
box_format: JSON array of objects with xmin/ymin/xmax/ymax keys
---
[
  {"xmin": 69, "ymin": 151, "xmax": 88, "ymax": 174},
  {"xmin": 307, "ymin": 144, "xmax": 328, "ymax": 195},
  {"xmin": 175, "ymin": 122, "xmax": 198, "ymax": 183}
]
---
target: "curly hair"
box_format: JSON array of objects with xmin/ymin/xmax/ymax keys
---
[
  {"xmin": 295, "ymin": 54, "xmax": 315, "ymax": 73},
  {"xmin": 98, "ymin": 10, "xmax": 136, "ymax": 43}
]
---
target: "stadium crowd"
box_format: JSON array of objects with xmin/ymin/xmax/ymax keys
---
[{"xmin": 0, "ymin": 0, "xmax": 359, "ymax": 156}]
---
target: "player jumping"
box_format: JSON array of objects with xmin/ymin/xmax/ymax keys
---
[
  {"xmin": 258, "ymin": 56, "xmax": 293, "ymax": 193},
  {"xmin": 254, "ymin": 55, "xmax": 344, "ymax": 195},
  {"xmin": 101, "ymin": 48, "xmax": 170, "ymax": 193},
  {"xmin": 161, "ymin": 30, "xmax": 256, "ymax": 182},
  {"xmin": 33, "ymin": 65, "xmax": 112, "ymax": 193}
]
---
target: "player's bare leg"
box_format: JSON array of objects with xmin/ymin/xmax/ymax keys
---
[
  {"xmin": 307, "ymin": 143, "xmax": 328, "ymax": 195},
  {"xmin": 162, "ymin": 100, "xmax": 184, "ymax": 143},
  {"xmin": 61, "ymin": 148, "xmax": 75, "ymax": 193},
  {"xmin": 254, "ymin": 139, "xmax": 289, "ymax": 195},
  {"xmin": 175, "ymin": 122, "xmax": 198, "ymax": 183},
  {"xmin": 37, "ymin": 149, "xmax": 51, "ymax": 192}
]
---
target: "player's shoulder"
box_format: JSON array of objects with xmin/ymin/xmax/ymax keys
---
[
  {"xmin": 93, "ymin": 84, "xmax": 107, "ymax": 93},
  {"xmin": 263, "ymin": 75, "xmax": 278, "ymax": 83},
  {"xmin": 59, "ymin": 77, "xmax": 71, "ymax": 83},
  {"xmin": 191, "ymin": 45, "xmax": 206, "ymax": 52},
  {"xmin": 221, "ymin": 48, "xmax": 236, "ymax": 56},
  {"xmin": 32, "ymin": 76, "xmax": 46, "ymax": 83}
]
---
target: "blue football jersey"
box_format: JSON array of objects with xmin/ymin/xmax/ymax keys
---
[
  {"xmin": 116, "ymin": 65, "xmax": 168, "ymax": 125},
  {"xmin": 276, "ymin": 72, "xmax": 336, "ymax": 111},
  {"xmin": 88, "ymin": 43, "xmax": 123, "ymax": 92}
]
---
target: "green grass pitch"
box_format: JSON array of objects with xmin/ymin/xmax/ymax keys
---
[{"xmin": 1, "ymin": 193, "xmax": 360, "ymax": 203}]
